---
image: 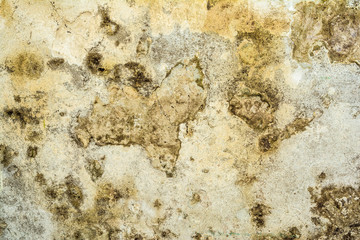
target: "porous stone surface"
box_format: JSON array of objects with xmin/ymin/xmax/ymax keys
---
[{"xmin": 0, "ymin": 0, "xmax": 360, "ymax": 239}]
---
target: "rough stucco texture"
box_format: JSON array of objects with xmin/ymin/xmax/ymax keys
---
[{"xmin": 0, "ymin": 0, "xmax": 360, "ymax": 239}]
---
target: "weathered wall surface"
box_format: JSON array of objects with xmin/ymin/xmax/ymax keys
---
[{"xmin": 0, "ymin": 0, "xmax": 360, "ymax": 239}]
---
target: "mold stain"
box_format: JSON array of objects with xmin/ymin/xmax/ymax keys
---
[
  {"xmin": 249, "ymin": 203, "xmax": 271, "ymax": 229},
  {"xmin": 0, "ymin": 219, "xmax": 7, "ymax": 237},
  {"xmin": 2, "ymin": 92, "xmax": 47, "ymax": 142},
  {"xmin": 203, "ymin": 0, "xmax": 289, "ymax": 39},
  {"xmin": 251, "ymin": 227, "xmax": 301, "ymax": 240},
  {"xmin": 98, "ymin": 6, "xmax": 130, "ymax": 44},
  {"xmin": 308, "ymin": 185, "xmax": 360, "ymax": 239},
  {"xmin": 208, "ymin": 3, "xmax": 322, "ymax": 234},
  {"xmin": 0, "ymin": 0, "xmax": 13, "ymax": 24},
  {"xmin": 257, "ymin": 116, "xmax": 313, "ymax": 153},
  {"xmin": 26, "ymin": 146, "xmax": 38, "ymax": 158},
  {"xmin": 229, "ymin": 85, "xmax": 275, "ymax": 131},
  {"xmin": 5, "ymin": 52, "xmax": 44, "ymax": 80},
  {"xmin": 99, "ymin": 7, "xmax": 120, "ymax": 36},
  {"xmin": 0, "ymin": 1, "xmax": 342, "ymax": 238},
  {"xmin": 64, "ymin": 176, "xmax": 84, "ymax": 209},
  {"xmin": 291, "ymin": 0, "xmax": 360, "ymax": 63},
  {"xmin": 35, "ymin": 173, "xmax": 138, "ymax": 239},
  {"xmin": 47, "ymin": 58, "xmax": 65, "ymax": 70},
  {"xmin": 75, "ymin": 58, "xmax": 207, "ymax": 176},
  {"xmin": 85, "ymin": 158, "xmax": 105, "ymax": 182},
  {"xmin": 0, "ymin": 144, "xmax": 17, "ymax": 168},
  {"xmin": 85, "ymin": 52, "xmax": 106, "ymax": 75},
  {"xmin": 206, "ymin": 0, "xmax": 222, "ymax": 11},
  {"xmin": 111, "ymin": 61, "xmax": 156, "ymax": 97},
  {"xmin": 136, "ymin": 36, "xmax": 152, "ymax": 57},
  {"xmin": 226, "ymin": 9, "xmax": 313, "ymax": 156},
  {"xmin": 4, "ymin": 107, "xmax": 40, "ymax": 128}
]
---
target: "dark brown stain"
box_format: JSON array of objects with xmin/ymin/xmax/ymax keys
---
[
  {"xmin": 252, "ymin": 226, "xmax": 301, "ymax": 240},
  {"xmin": 4, "ymin": 107, "xmax": 40, "ymax": 128},
  {"xmin": 153, "ymin": 199, "xmax": 162, "ymax": 208},
  {"xmin": 98, "ymin": 6, "xmax": 130, "ymax": 45},
  {"xmin": 258, "ymin": 117, "xmax": 313, "ymax": 153},
  {"xmin": 136, "ymin": 36, "xmax": 151, "ymax": 56},
  {"xmin": 258, "ymin": 129, "xmax": 280, "ymax": 153},
  {"xmin": 318, "ymin": 172, "xmax": 326, "ymax": 180},
  {"xmin": 308, "ymin": 185, "xmax": 360, "ymax": 239},
  {"xmin": 65, "ymin": 176, "xmax": 84, "ymax": 209},
  {"xmin": 34, "ymin": 172, "xmax": 46, "ymax": 185},
  {"xmin": 13, "ymin": 95, "xmax": 21, "ymax": 102},
  {"xmin": 0, "ymin": 144, "xmax": 17, "ymax": 168},
  {"xmin": 2, "ymin": 92, "xmax": 47, "ymax": 143},
  {"xmin": 226, "ymin": 21, "xmax": 306, "ymax": 155},
  {"xmin": 85, "ymin": 52, "xmax": 105, "ymax": 75},
  {"xmin": 99, "ymin": 7, "xmax": 120, "ymax": 36},
  {"xmin": 191, "ymin": 232, "xmax": 202, "ymax": 239},
  {"xmin": 206, "ymin": 0, "xmax": 217, "ymax": 10},
  {"xmin": 250, "ymin": 203, "xmax": 271, "ymax": 228},
  {"xmin": 27, "ymin": 146, "xmax": 38, "ymax": 158},
  {"xmin": 120, "ymin": 62, "xmax": 155, "ymax": 97}
]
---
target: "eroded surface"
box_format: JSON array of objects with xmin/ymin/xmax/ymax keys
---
[{"xmin": 0, "ymin": 0, "xmax": 360, "ymax": 239}]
